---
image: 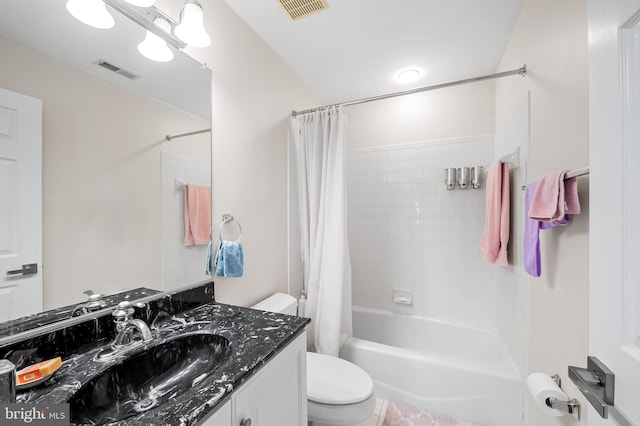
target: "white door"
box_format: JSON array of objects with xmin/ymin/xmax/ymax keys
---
[
  {"xmin": 589, "ymin": 0, "xmax": 640, "ymax": 424},
  {"xmin": 0, "ymin": 88, "xmax": 43, "ymax": 322}
]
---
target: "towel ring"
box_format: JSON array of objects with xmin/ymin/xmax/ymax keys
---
[{"xmin": 219, "ymin": 214, "xmax": 242, "ymax": 242}]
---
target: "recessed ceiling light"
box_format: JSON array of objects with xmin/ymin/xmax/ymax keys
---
[{"xmin": 396, "ymin": 68, "xmax": 421, "ymax": 84}]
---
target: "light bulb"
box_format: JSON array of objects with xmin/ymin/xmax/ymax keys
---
[
  {"xmin": 66, "ymin": 0, "xmax": 115, "ymax": 29},
  {"xmin": 396, "ymin": 69, "xmax": 421, "ymax": 84},
  {"xmin": 123, "ymin": 0, "xmax": 155, "ymax": 6},
  {"xmin": 175, "ymin": 1, "xmax": 211, "ymax": 48},
  {"xmin": 137, "ymin": 18, "xmax": 174, "ymax": 62}
]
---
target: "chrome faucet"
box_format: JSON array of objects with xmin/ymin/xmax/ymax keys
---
[
  {"xmin": 71, "ymin": 290, "xmax": 107, "ymax": 317},
  {"xmin": 112, "ymin": 300, "xmax": 136, "ymax": 332},
  {"xmin": 112, "ymin": 319, "xmax": 153, "ymax": 348},
  {"xmin": 111, "ymin": 301, "xmax": 151, "ymax": 345},
  {"xmin": 97, "ymin": 301, "xmax": 152, "ymax": 360}
]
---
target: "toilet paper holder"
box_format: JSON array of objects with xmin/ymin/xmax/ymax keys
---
[
  {"xmin": 547, "ymin": 374, "xmax": 581, "ymax": 419},
  {"xmin": 568, "ymin": 356, "xmax": 621, "ymax": 421}
]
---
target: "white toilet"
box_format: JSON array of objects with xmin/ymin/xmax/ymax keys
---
[{"xmin": 252, "ymin": 293, "xmax": 376, "ymax": 426}]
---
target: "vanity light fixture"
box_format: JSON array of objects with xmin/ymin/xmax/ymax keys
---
[
  {"xmin": 123, "ymin": 0, "xmax": 155, "ymax": 7},
  {"xmin": 175, "ymin": 0, "xmax": 211, "ymax": 48},
  {"xmin": 66, "ymin": 0, "xmax": 115, "ymax": 29},
  {"xmin": 396, "ymin": 68, "xmax": 421, "ymax": 84},
  {"xmin": 138, "ymin": 18, "xmax": 175, "ymax": 62},
  {"xmin": 66, "ymin": 0, "xmax": 211, "ymax": 63}
]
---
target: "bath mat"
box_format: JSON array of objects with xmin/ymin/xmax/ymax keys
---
[{"xmin": 382, "ymin": 401, "xmax": 479, "ymax": 426}]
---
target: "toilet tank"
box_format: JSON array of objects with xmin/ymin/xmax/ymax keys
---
[{"xmin": 251, "ymin": 293, "xmax": 298, "ymax": 316}]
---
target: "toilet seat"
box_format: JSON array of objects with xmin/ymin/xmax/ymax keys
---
[
  {"xmin": 307, "ymin": 352, "xmax": 374, "ymax": 405},
  {"xmin": 308, "ymin": 393, "xmax": 376, "ymax": 426}
]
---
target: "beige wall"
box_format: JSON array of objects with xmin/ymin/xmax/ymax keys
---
[
  {"xmin": 495, "ymin": 0, "xmax": 590, "ymax": 424},
  {"xmin": 347, "ymin": 81, "xmax": 495, "ymax": 149},
  {"xmin": 183, "ymin": 1, "xmax": 495, "ymax": 309},
  {"xmin": 186, "ymin": 2, "xmax": 318, "ymax": 306},
  {"xmin": 0, "ymin": 36, "xmax": 210, "ymax": 309},
  {"xmin": 1, "ymin": 0, "xmax": 318, "ymax": 310}
]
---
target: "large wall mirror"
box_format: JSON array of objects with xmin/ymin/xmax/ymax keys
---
[{"xmin": 0, "ymin": 0, "xmax": 212, "ymax": 325}]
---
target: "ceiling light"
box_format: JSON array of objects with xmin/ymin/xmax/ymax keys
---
[
  {"xmin": 175, "ymin": 1, "xmax": 211, "ymax": 48},
  {"xmin": 138, "ymin": 18, "xmax": 174, "ymax": 62},
  {"xmin": 123, "ymin": 0, "xmax": 155, "ymax": 6},
  {"xmin": 397, "ymin": 69, "xmax": 421, "ymax": 84},
  {"xmin": 66, "ymin": 0, "xmax": 115, "ymax": 29}
]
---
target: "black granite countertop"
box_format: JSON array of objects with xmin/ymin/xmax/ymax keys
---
[{"xmin": 13, "ymin": 300, "xmax": 309, "ymax": 426}]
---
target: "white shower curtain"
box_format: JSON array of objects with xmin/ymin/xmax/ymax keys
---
[{"xmin": 292, "ymin": 106, "xmax": 352, "ymax": 357}]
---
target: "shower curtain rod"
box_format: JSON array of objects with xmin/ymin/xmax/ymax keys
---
[
  {"xmin": 291, "ymin": 65, "xmax": 527, "ymax": 117},
  {"xmin": 165, "ymin": 128, "xmax": 212, "ymax": 141}
]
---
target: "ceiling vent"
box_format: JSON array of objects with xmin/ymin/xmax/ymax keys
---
[
  {"xmin": 278, "ymin": 0, "xmax": 329, "ymax": 21},
  {"xmin": 93, "ymin": 59, "xmax": 140, "ymax": 80}
]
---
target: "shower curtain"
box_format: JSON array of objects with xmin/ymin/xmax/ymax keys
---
[{"xmin": 292, "ymin": 106, "xmax": 352, "ymax": 357}]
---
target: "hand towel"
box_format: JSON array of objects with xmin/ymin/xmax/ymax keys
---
[
  {"xmin": 524, "ymin": 181, "xmax": 570, "ymax": 277},
  {"xmin": 184, "ymin": 184, "xmax": 211, "ymax": 246},
  {"xmin": 563, "ymin": 176, "xmax": 581, "ymax": 215},
  {"xmin": 497, "ymin": 162, "xmax": 510, "ymax": 265},
  {"xmin": 214, "ymin": 240, "xmax": 244, "ymax": 278},
  {"xmin": 528, "ymin": 171, "xmax": 580, "ymax": 221},
  {"xmin": 205, "ymin": 240, "xmax": 212, "ymax": 276},
  {"xmin": 479, "ymin": 161, "xmax": 510, "ymax": 265}
]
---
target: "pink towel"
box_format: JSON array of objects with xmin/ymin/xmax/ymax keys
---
[
  {"xmin": 529, "ymin": 170, "xmax": 581, "ymax": 221},
  {"xmin": 479, "ymin": 162, "xmax": 510, "ymax": 265},
  {"xmin": 184, "ymin": 184, "xmax": 211, "ymax": 246},
  {"xmin": 564, "ymin": 177, "xmax": 581, "ymax": 215}
]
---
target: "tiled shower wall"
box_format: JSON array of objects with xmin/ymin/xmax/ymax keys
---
[{"xmin": 347, "ymin": 135, "xmax": 497, "ymax": 327}]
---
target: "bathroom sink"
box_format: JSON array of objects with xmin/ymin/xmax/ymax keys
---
[{"xmin": 69, "ymin": 332, "xmax": 231, "ymax": 425}]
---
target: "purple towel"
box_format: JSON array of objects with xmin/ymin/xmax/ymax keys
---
[{"xmin": 524, "ymin": 181, "xmax": 570, "ymax": 277}]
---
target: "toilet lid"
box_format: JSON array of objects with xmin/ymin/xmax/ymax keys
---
[{"xmin": 306, "ymin": 352, "xmax": 374, "ymax": 405}]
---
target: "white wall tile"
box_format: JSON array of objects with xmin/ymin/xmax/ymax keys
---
[{"xmin": 348, "ymin": 136, "xmax": 496, "ymax": 327}]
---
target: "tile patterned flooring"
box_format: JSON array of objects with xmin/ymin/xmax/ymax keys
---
[{"xmin": 361, "ymin": 399, "xmax": 479, "ymax": 426}]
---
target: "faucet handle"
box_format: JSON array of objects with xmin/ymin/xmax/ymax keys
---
[
  {"xmin": 71, "ymin": 290, "xmax": 107, "ymax": 317},
  {"xmin": 84, "ymin": 290, "xmax": 107, "ymax": 311},
  {"xmin": 83, "ymin": 289, "xmax": 106, "ymax": 306},
  {"xmin": 132, "ymin": 302, "xmax": 148, "ymax": 320},
  {"xmin": 83, "ymin": 289, "xmax": 103, "ymax": 300},
  {"xmin": 112, "ymin": 301, "xmax": 135, "ymax": 331}
]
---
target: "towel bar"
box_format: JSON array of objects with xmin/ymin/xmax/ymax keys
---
[
  {"xmin": 565, "ymin": 167, "xmax": 589, "ymax": 179},
  {"xmin": 175, "ymin": 179, "xmax": 210, "ymax": 190},
  {"xmin": 219, "ymin": 214, "xmax": 242, "ymax": 242},
  {"xmin": 521, "ymin": 167, "xmax": 590, "ymax": 191}
]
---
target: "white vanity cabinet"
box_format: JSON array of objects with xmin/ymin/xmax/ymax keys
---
[
  {"xmin": 199, "ymin": 399, "xmax": 232, "ymax": 426},
  {"xmin": 233, "ymin": 332, "xmax": 307, "ymax": 426},
  {"xmin": 198, "ymin": 331, "xmax": 307, "ymax": 426}
]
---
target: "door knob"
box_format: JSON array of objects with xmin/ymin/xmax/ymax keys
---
[
  {"xmin": 6, "ymin": 263, "xmax": 38, "ymax": 277},
  {"xmin": 240, "ymin": 419, "xmax": 251, "ymax": 426}
]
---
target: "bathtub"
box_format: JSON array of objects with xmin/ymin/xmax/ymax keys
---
[{"xmin": 339, "ymin": 306, "xmax": 523, "ymax": 426}]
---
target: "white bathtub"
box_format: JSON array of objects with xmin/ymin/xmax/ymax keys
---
[{"xmin": 339, "ymin": 306, "xmax": 523, "ymax": 426}]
